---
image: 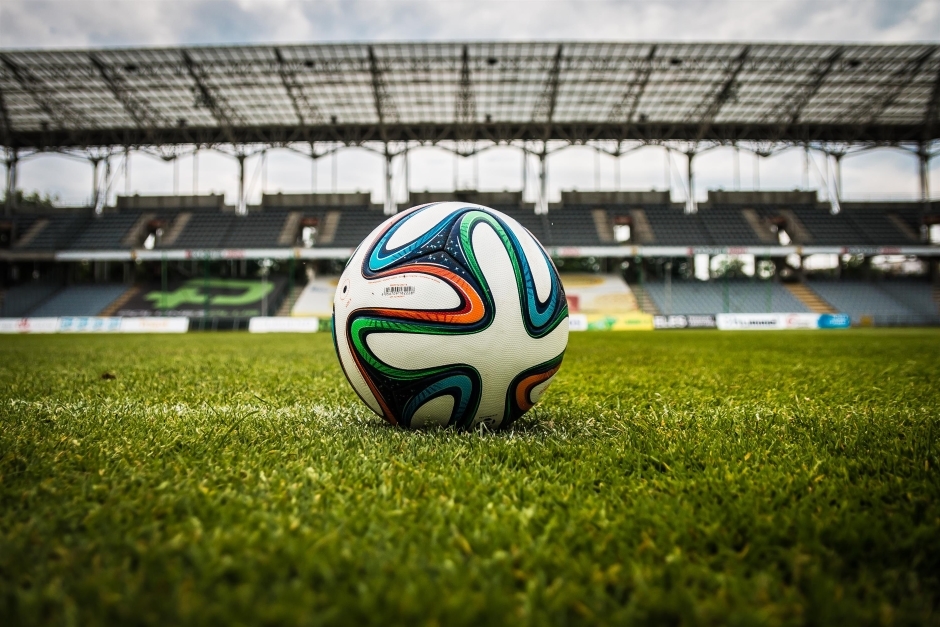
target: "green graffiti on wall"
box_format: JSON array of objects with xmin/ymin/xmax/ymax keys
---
[{"xmin": 145, "ymin": 279, "xmax": 275, "ymax": 309}]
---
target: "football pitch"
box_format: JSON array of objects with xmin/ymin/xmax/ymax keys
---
[{"xmin": 1, "ymin": 330, "xmax": 938, "ymax": 625}]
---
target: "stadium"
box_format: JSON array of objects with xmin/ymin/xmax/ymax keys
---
[{"xmin": 2, "ymin": 19, "xmax": 940, "ymax": 627}]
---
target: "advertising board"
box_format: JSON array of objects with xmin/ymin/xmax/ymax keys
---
[
  {"xmin": 248, "ymin": 317, "xmax": 321, "ymax": 333},
  {"xmin": 58, "ymin": 317, "xmax": 123, "ymax": 332},
  {"xmin": 116, "ymin": 278, "xmax": 286, "ymax": 318},
  {"xmin": 119, "ymin": 317, "xmax": 190, "ymax": 333},
  {"xmin": 0, "ymin": 317, "xmax": 189, "ymax": 333},
  {"xmin": 716, "ymin": 313, "xmax": 851, "ymax": 330},
  {"xmin": 653, "ymin": 315, "xmax": 717, "ymax": 329},
  {"xmin": 568, "ymin": 312, "xmax": 654, "ymax": 331},
  {"xmin": 0, "ymin": 317, "xmax": 59, "ymax": 333}
]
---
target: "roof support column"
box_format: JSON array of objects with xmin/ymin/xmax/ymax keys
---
[
  {"xmin": 614, "ymin": 146, "xmax": 621, "ymax": 191},
  {"xmin": 404, "ymin": 145, "xmax": 410, "ymax": 206},
  {"xmin": 124, "ymin": 147, "xmax": 131, "ymax": 196},
  {"xmin": 686, "ymin": 151, "xmax": 697, "ymax": 214},
  {"xmin": 91, "ymin": 157, "xmax": 101, "ymax": 214},
  {"xmin": 99, "ymin": 156, "xmax": 111, "ymax": 215},
  {"xmin": 834, "ymin": 152, "xmax": 843, "ymax": 203},
  {"xmin": 5, "ymin": 150, "xmax": 17, "ymax": 216},
  {"xmin": 521, "ymin": 146, "xmax": 528, "ymax": 201},
  {"xmin": 802, "ymin": 145, "xmax": 810, "ymax": 191},
  {"xmin": 310, "ymin": 143, "xmax": 317, "ymax": 193},
  {"xmin": 332, "ymin": 147, "xmax": 338, "ymax": 193},
  {"xmin": 384, "ymin": 147, "xmax": 396, "ymax": 215},
  {"xmin": 754, "ymin": 152, "xmax": 761, "ymax": 191},
  {"xmin": 918, "ymin": 142, "xmax": 930, "ymax": 202},
  {"xmin": 537, "ymin": 151, "xmax": 548, "ymax": 215},
  {"xmin": 237, "ymin": 153, "xmax": 246, "ymax": 216},
  {"xmin": 828, "ymin": 152, "xmax": 842, "ymax": 215}
]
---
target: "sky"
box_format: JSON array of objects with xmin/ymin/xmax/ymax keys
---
[{"xmin": 1, "ymin": 0, "xmax": 939, "ymax": 207}]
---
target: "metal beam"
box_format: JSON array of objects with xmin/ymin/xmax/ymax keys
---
[
  {"xmin": 924, "ymin": 57, "xmax": 940, "ymax": 142},
  {"xmin": 0, "ymin": 54, "xmax": 81, "ymax": 130},
  {"xmin": 181, "ymin": 50, "xmax": 241, "ymax": 143},
  {"xmin": 0, "ymin": 80, "xmax": 13, "ymax": 148},
  {"xmin": 89, "ymin": 54, "xmax": 164, "ymax": 130},
  {"xmin": 689, "ymin": 46, "xmax": 750, "ymax": 141},
  {"xmin": 274, "ymin": 48, "xmax": 321, "ymax": 128},
  {"xmin": 367, "ymin": 46, "xmax": 397, "ymax": 139},
  {"xmin": 533, "ymin": 44, "xmax": 564, "ymax": 135},
  {"xmin": 607, "ymin": 45, "xmax": 657, "ymax": 125},
  {"xmin": 455, "ymin": 45, "xmax": 476, "ymax": 139},
  {"xmin": 4, "ymin": 120, "xmax": 935, "ymax": 150}
]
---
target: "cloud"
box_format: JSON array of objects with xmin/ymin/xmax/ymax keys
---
[{"xmin": 3, "ymin": 0, "xmax": 939, "ymax": 48}]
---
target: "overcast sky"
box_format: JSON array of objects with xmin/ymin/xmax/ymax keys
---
[{"xmin": 2, "ymin": 0, "xmax": 939, "ymax": 206}]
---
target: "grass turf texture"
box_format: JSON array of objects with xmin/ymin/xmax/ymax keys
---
[{"xmin": 1, "ymin": 330, "xmax": 939, "ymax": 626}]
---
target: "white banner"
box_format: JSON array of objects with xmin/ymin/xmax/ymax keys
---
[
  {"xmin": 568, "ymin": 314, "xmax": 588, "ymax": 331},
  {"xmin": 248, "ymin": 317, "xmax": 320, "ymax": 333},
  {"xmin": 58, "ymin": 317, "xmax": 123, "ymax": 332},
  {"xmin": 119, "ymin": 317, "xmax": 190, "ymax": 333},
  {"xmin": 716, "ymin": 313, "xmax": 850, "ymax": 330},
  {"xmin": 0, "ymin": 317, "xmax": 60, "ymax": 333},
  {"xmin": 717, "ymin": 313, "xmax": 793, "ymax": 330},
  {"xmin": 0, "ymin": 317, "xmax": 189, "ymax": 333}
]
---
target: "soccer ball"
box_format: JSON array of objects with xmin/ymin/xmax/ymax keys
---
[{"xmin": 333, "ymin": 202, "xmax": 569, "ymax": 430}]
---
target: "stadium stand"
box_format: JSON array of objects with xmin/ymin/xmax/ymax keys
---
[
  {"xmin": 698, "ymin": 208, "xmax": 769, "ymax": 246},
  {"xmin": 644, "ymin": 280, "xmax": 812, "ymax": 315},
  {"xmin": 843, "ymin": 208, "xmax": 920, "ymax": 245},
  {"xmin": 328, "ymin": 206, "xmax": 386, "ymax": 247},
  {"xmin": 788, "ymin": 207, "xmax": 870, "ymax": 245},
  {"xmin": 877, "ymin": 281, "xmax": 940, "ymax": 318},
  {"xmin": 28, "ymin": 285, "xmax": 130, "ymax": 317},
  {"xmin": 17, "ymin": 213, "xmax": 92, "ymax": 251},
  {"xmin": 0, "ymin": 282, "xmax": 60, "ymax": 317},
  {"xmin": 642, "ymin": 206, "xmax": 712, "ymax": 245},
  {"xmin": 68, "ymin": 213, "xmax": 143, "ymax": 250},
  {"xmin": 805, "ymin": 281, "xmax": 939, "ymax": 325},
  {"xmin": 541, "ymin": 208, "xmax": 607, "ymax": 246},
  {"xmin": 223, "ymin": 210, "xmax": 291, "ymax": 248},
  {"xmin": 163, "ymin": 213, "xmax": 236, "ymax": 249}
]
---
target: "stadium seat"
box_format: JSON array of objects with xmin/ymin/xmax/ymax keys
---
[
  {"xmin": 643, "ymin": 280, "xmax": 811, "ymax": 315},
  {"xmin": 28, "ymin": 285, "xmax": 131, "ymax": 317},
  {"xmin": 223, "ymin": 211, "xmax": 292, "ymax": 248},
  {"xmin": 17, "ymin": 214, "xmax": 93, "ymax": 250},
  {"xmin": 807, "ymin": 280, "xmax": 939, "ymax": 325},
  {"xmin": 0, "ymin": 282, "xmax": 60, "ymax": 317},
  {"xmin": 68, "ymin": 212, "xmax": 143, "ymax": 249}
]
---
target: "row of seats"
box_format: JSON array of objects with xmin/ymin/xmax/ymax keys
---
[
  {"xmin": 4, "ymin": 203, "xmax": 937, "ymax": 250},
  {"xmin": 640, "ymin": 279, "xmax": 939, "ymax": 323},
  {"xmin": 1, "ymin": 283, "xmax": 129, "ymax": 317},
  {"xmin": 2, "ymin": 277, "xmax": 936, "ymax": 322},
  {"xmin": 0, "ymin": 282, "xmax": 60, "ymax": 317},
  {"xmin": 807, "ymin": 281, "xmax": 939, "ymax": 323},
  {"xmin": 644, "ymin": 280, "xmax": 811, "ymax": 315},
  {"xmin": 779, "ymin": 207, "xmax": 915, "ymax": 246}
]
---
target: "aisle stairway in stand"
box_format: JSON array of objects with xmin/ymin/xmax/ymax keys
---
[
  {"xmin": 100, "ymin": 285, "xmax": 140, "ymax": 316},
  {"xmin": 630, "ymin": 284, "xmax": 661, "ymax": 315},
  {"xmin": 785, "ymin": 283, "xmax": 836, "ymax": 314},
  {"xmin": 276, "ymin": 285, "xmax": 303, "ymax": 317}
]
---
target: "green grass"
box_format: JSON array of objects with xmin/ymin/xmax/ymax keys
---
[{"xmin": 1, "ymin": 330, "xmax": 939, "ymax": 626}]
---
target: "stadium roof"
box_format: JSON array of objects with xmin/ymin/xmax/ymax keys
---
[{"xmin": 1, "ymin": 41, "xmax": 939, "ymax": 150}]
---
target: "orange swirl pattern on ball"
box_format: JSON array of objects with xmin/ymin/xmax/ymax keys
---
[{"xmin": 514, "ymin": 365, "xmax": 561, "ymax": 412}]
